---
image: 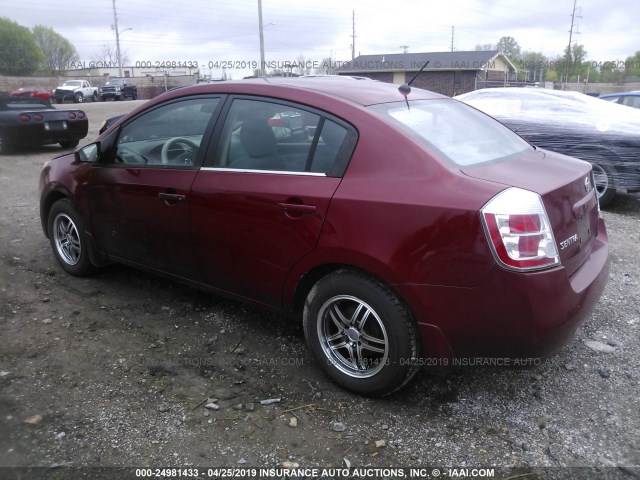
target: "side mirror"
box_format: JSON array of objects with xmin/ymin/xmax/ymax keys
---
[{"xmin": 76, "ymin": 142, "xmax": 100, "ymax": 163}]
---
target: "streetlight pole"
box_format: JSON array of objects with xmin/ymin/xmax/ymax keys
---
[{"xmin": 258, "ymin": 0, "xmax": 265, "ymax": 76}]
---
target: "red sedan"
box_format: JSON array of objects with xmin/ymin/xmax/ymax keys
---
[
  {"xmin": 10, "ymin": 87, "xmax": 53, "ymax": 103},
  {"xmin": 38, "ymin": 78, "xmax": 609, "ymax": 395}
]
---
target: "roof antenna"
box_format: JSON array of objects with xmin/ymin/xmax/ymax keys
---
[{"xmin": 398, "ymin": 60, "xmax": 429, "ymax": 109}]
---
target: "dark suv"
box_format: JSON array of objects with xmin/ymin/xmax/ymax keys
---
[{"xmin": 100, "ymin": 79, "xmax": 138, "ymax": 101}]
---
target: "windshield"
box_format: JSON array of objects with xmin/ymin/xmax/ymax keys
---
[
  {"xmin": 370, "ymin": 99, "xmax": 532, "ymax": 167},
  {"xmin": 63, "ymin": 81, "xmax": 82, "ymax": 87}
]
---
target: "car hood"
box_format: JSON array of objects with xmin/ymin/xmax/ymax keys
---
[{"xmin": 57, "ymin": 86, "xmax": 80, "ymax": 91}]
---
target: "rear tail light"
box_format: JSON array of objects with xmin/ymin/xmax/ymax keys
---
[
  {"xmin": 67, "ymin": 112, "xmax": 77, "ymax": 119},
  {"xmin": 481, "ymin": 188, "xmax": 559, "ymax": 271},
  {"xmin": 76, "ymin": 111, "xmax": 86, "ymax": 119},
  {"xmin": 19, "ymin": 114, "xmax": 30, "ymax": 122},
  {"xmin": 32, "ymin": 114, "xmax": 43, "ymax": 121}
]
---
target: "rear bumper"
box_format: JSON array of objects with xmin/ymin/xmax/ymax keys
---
[
  {"xmin": 401, "ymin": 218, "xmax": 610, "ymax": 361},
  {"xmin": 5, "ymin": 122, "xmax": 88, "ymax": 147}
]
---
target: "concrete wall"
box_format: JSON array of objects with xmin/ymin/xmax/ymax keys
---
[
  {"xmin": 1, "ymin": 74, "xmax": 199, "ymax": 99},
  {"xmin": 563, "ymin": 82, "xmax": 640, "ymax": 95}
]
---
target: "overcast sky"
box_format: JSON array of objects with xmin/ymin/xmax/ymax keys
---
[{"xmin": 6, "ymin": 0, "xmax": 640, "ymax": 78}]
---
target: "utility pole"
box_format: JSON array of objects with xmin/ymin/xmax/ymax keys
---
[
  {"xmin": 351, "ymin": 10, "xmax": 356, "ymax": 61},
  {"xmin": 563, "ymin": 0, "xmax": 581, "ymax": 90},
  {"xmin": 451, "ymin": 26, "xmax": 455, "ymax": 52},
  {"xmin": 112, "ymin": 0, "xmax": 122, "ymax": 77},
  {"xmin": 258, "ymin": 0, "xmax": 265, "ymax": 76},
  {"xmin": 400, "ymin": 45, "xmax": 409, "ymax": 54}
]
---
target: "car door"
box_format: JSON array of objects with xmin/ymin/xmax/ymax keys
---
[
  {"xmin": 190, "ymin": 96, "xmax": 356, "ymax": 306},
  {"xmin": 88, "ymin": 95, "xmax": 223, "ymax": 278}
]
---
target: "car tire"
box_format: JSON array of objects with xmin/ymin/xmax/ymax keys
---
[
  {"xmin": 132, "ymin": 93, "xmax": 138, "ymax": 100},
  {"xmin": 47, "ymin": 199, "xmax": 95, "ymax": 276},
  {"xmin": 56, "ymin": 98, "xmax": 63, "ymax": 104},
  {"xmin": 591, "ymin": 163, "xmax": 616, "ymax": 208},
  {"xmin": 59, "ymin": 139, "xmax": 79, "ymax": 149},
  {"xmin": 303, "ymin": 270, "xmax": 421, "ymax": 396},
  {"xmin": 91, "ymin": 92, "xmax": 97, "ymax": 102},
  {"xmin": 74, "ymin": 92, "xmax": 83, "ymax": 103},
  {"xmin": 0, "ymin": 130, "xmax": 14, "ymax": 155}
]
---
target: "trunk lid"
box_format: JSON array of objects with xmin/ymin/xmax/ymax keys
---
[{"xmin": 464, "ymin": 148, "xmax": 599, "ymax": 276}]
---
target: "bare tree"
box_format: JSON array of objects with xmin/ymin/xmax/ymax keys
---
[
  {"xmin": 32, "ymin": 25, "xmax": 78, "ymax": 73},
  {"xmin": 315, "ymin": 57, "xmax": 334, "ymax": 75},
  {"xmin": 294, "ymin": 54, "xmax": 311, "ymax": 76},
  {"xmin": 92, "ymin": 43, "xmax": 130, "ymax": 67}
]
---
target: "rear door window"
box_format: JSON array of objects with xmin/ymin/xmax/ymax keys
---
[{"xmin": 213, "ymin": 98, "xmax": 356, "ymax": 176}]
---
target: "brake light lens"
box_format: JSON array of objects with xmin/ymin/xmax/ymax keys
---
[
  {"xmin": 67, "ymin": 112, "xmax": 76, "ymax": 119},
  {"xmin": 19, "ymin": 114, "xmax": 30, "ymax": 122},
  {"xmin": 481, "ymin": 188, "xmax": 559, "ymax": 271},
  {"xmin": 76, "ymin": 111, "xmax": 86, "ymax": 119},
  {"xmin": 32, "ymin": 114, "xmax": 43, "ymax": 121}
]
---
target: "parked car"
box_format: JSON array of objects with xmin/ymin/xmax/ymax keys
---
[
  {"xmin": 100, "ymin": 78, "xmax": 138, "ymax": 101},
  {"xmin": 98, "ymin": 114, "xmax": 125, "ymax": 135},
  {"xmin": 54, "ymin": 80, "xmax": 98, "ymax": 104},
  {"xmin": 455, "ymin": 87, "xmax": 640, "ymax": 206},
  {"xmin": 10, "ymin": 87, "xmax": 53, "ymax": 103},
  {"xmin": 0, "ymin": 96, "xmax": 88, "ymax": 154},
  {"xmin": 39, "ymin": 78, "xmax": 609, "ymax": 395},
  {"xmin": 599, "ymin": 91, "xmax": 640, "ymax": 109}
]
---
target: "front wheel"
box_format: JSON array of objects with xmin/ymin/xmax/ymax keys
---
[
  {"xmin": 47, "ymin": 199, "xmax": 95, "ymax": 276},
  {"xmin": 303, "ymin": 270, "xmax": 421, "ymax": 396},
  {"xmin": 74, "ymin": 92, "xmax": 83, "ymax": 103},
  {"xmin": 591, "ymin": 163, "xmax": 616, "ymax": 208}
]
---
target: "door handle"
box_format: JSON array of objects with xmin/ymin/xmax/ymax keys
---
[
  {"xmin": 158, "ymin": 192, "xmax": 185, "ymax": 205},
  {"xmin": 278, "ymin": 202, "xmax": 317, "ymax": 216}
]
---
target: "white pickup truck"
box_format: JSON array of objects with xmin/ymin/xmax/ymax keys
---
[{"xmin": 53, "ymin": 80, "xmax": 98, "ymax": 104}]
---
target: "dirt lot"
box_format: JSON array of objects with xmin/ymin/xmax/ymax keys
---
[{"xmin": 0, "ymin": 100, "xmax": 639, "ymax": 479}]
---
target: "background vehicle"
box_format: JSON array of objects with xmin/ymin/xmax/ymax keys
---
[
  {"xmin": 101, "ymin": 78, "xmax": 138, "ymax": 101},
  {"xmin": 54, "ymin": 80, "xmax": 98, "ymax": 104},
  {"xmin": 10, "ymin": 87, "xmax": 53, "ymax": 103},
  {"xmin": 39, "ymin": 78, "xmax": 609, "ymax": 395},
  {"xmin": 0, "ymin": 96, "xmax": 88, "ymax": 154},
  {"xmin": 599, "ymin": 91, "xmax": 640, "ymax": 109},
  {"xmin": 456, "ymin": 87, "xmax": 640, "ymax": 206}
]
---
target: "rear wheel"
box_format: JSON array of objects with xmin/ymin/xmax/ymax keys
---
[
  {"xmin": 91, "ymin": 92, "xmax": 97, "ymax": 102},
  {"xmin": 0, "ymin": 131, "xmax": 13, "ymax": 155},
  {"xmin": 59, "ymin": 139, "xmax": 79, "ymax": 149},
  {"xmin": 47, "ymin": 199, "xmax": 95, "ymax": 276},
  {"xmin": 303, "ymin": 270, "xmax": 421, "ymax": 396}
]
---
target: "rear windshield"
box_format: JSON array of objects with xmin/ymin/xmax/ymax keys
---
[{"xmin": 369, "ymin": 99, "xmax": 532, "ymax": 167}]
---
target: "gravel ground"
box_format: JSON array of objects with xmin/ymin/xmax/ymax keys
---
[{"xmin": 0, "ymin": 100, "xmax": 639, "ymax": 479}]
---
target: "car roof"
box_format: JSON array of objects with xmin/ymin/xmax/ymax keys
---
[
  {"xmin": 155, "ymin": 76, "xmax": 445, "ymax": 107},
  {"xmin": 600, "ymin": 91, "xmax": 640, "ymax": 97}
]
